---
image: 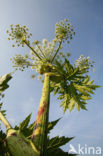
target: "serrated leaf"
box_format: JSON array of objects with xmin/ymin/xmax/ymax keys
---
[
  {"xmin": 88, "ymin": 84, "xmax": 100, "ymax": 90},
  {"xmin": 0, "ymin": 110, "xmax": 6, "ymax": 116},
  {"xmin": 81, "ymin": 95, "xmax": 91, "ymax": 100},
  {"xmin": 28, "ymin": 121, "xmax": 35, "ymax": 130},
  {"xmin": 47, "ymin": 148, "xmax": 77, "ymax": 156},
  {"xmin": 60, "ymin": 99, "xmax": 68, "ymax": 113},
  {"xmin": 67, "ymin": 68, "xmax": 79, "ymax": 80},
  {"xmin": 55, "ymin": 60, "xmax": 65, "ymax": 75},
  {"xmin": 0, "ymin": 103, "xmax": 6, "ymax": 116},
  {"xmin": 50, "ymin": 57, "xmax": 100, "ymax": 112},
  {"xmin": 64, "ymin": 59, "xmax": 74, "ymax": 74},
  {"xmin": 19, "ymin": 113, "xmax": 32, "ymax": 131},
  {"xmin": 0, "ymin": 73, "xmax": 12, "ymax": 93},
  {"xmin": 47, "ymin": 136, "xmax": 73, "ymax": 152},
  {"xmin": 80, "ymin": 104, "xmax": 87, "ymax": 110},
  {"xmin": 69, "ymin": 98, "xmax": 75, "ymax": 111},
  {"xmin": 58, "ymin": 95, "xmax": 64, "ymax": 100},
  {"xmin": 73, "ymin": 83, "xmax": 94, "ymax": 94},
  {"xmin": 83, "ymin": 76, "xmax": 90, "ymax": 84},
  {"xmin": 87, "ymin": 80, "xmax": 94, "ymax": 85},
  {"xmin": 76, "ymin": 103, "xmax": 80, "ymax": 111},
  {"xmin": 54, "ymin": 86, "xmax": 59, "ymax": 95},
  {"xmin": 47, "ymin": 118, "xmax": 61, "ymax": 133}
]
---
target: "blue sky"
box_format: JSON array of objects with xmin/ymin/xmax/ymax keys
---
[{"xmin": 0, "ymin": 0, "xmax": 103, "ymax": 155}]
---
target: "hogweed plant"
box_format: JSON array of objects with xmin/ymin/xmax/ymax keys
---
[{"xmin": 0, "ymin": 19, "xmax": 100, "ymax": 156}]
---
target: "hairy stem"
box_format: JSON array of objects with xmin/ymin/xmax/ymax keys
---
[
  {"xmin": 32, "ymin": 73, "xmax": 50, "ymax": 156},
  {"xmin": 0, "ymin": 112, "xmax": 12, "ymax": 129}
]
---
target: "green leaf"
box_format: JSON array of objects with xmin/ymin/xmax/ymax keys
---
[
  {"xmin": 76, "ymin": 103, "xmax": 80, "ymax": 111},
  {"xmin": 0, "ymin": 103, "xmax": 6, "ymax": 116},
  {"xmin": 82, "ymin": 76, "xmax": 90, "ymax": 84},
  {"xmin": 28, "ymin": 121, "xmax": 35, "ymax": 130},
  {"xmin": 73, "ymin": 85, "xmax": 90, "ymax": 96},
  {"xmin": 67, "ymin": 68, "xmax": 79, "ymax": 81},
  {"xmin": 19, "ymin": 113, "xmax": 32, "ymax": 131},
  {"xmin": 58, "ymin": 95, "xmax": 64, "ymax": 100},
  {"xmin": 0, "ymin": 130, "xmax": 9, "ymax": 156},
  {"xmin": 14, "ymin": 114, "xmax": 35, "ymax": 138},
  {"xmin": 60, "ymin": 97, "xmax": 68, "ymax": 113},
  {"xmin": 47, "ymin": 118, "xmax": 61, "ymax": 133},
  {"xmin": 0, "ymin": 130, "xmax": 6, "ymax": 141},
  {"xmin": 80, "ymin": 104, "xmax": 87, "ymax": 110},
  {"xmin": 13, "ymin": 117, "xmax": 75, "ymax": 155},
  {"xmin": 64, "ymin": 59, "xmax": 74, "ymax": 74},
  {"xmin": 47, "ymin": 136, "xmax": 73, "ymax": 152},
  {"xmin": 73, "ymin": 83, "xmax": 93, "ymax": 94},
  {"xmin": 50, "ymin": 58, "xmax": 101, "ymax": 112},
  {"xmin": 47, "ymin": 148, "xmax": 76, "ymax": 156},
  {"xmin": 0, "ymin": 73, "xmax": 12, "ymax": 93},
  {"xmin": 81, "ymin": 95, "xmax": 91, "ymax": 100},
  {"xmin": 87, "ymin": 79, "xmax": 94, "ymax": 85},
  {"xmin": 55, "ymin": 60, "xmax": 66, "ymax": 75},
  {"xmin": 68, "ymin": 98, "xmax": 75, "ymax": 112}
]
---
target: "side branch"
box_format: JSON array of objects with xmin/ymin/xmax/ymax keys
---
[
  {"xmin": 0, "ymin": 112, "xmax": 12, "ymax": 129},
  {"xmin": 24, "ymin": 40, "xmax": 42, "ymax": 60},
  {"xmin": 51, "ymin": 39, "xmax": 62, "ymax": 62},
  {"xmin": 36, "ymin": 45, "xmax": 47, "ymax": 59}
]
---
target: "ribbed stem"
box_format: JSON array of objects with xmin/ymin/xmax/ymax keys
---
[{"xmin": 32, "ymin": 73, "xmax": 50, "ymax": 156}]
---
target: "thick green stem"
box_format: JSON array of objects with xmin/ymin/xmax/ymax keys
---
[
  {"xmin": 32, "ymin": 73, "xmax": 50, "ymax": 156},
  {"xmin": 0, "ymin": 112, "xmax": 12, "ymax": 129}
]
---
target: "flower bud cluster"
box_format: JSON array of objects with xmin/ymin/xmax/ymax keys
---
[
  {"xmin": 7, "ymin": 24, "xmax": 32, "ymax": 47},
  {"xmin": 11, "ymin": 54, "xmax": 31, "ymax": 71},
  {"xmin": 75, "ymin": 55, "xmax": 94, "ymax": 71},
  {"xmin": 55, "ymin": 19, "xmax": 75, "ymax": 43}
]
